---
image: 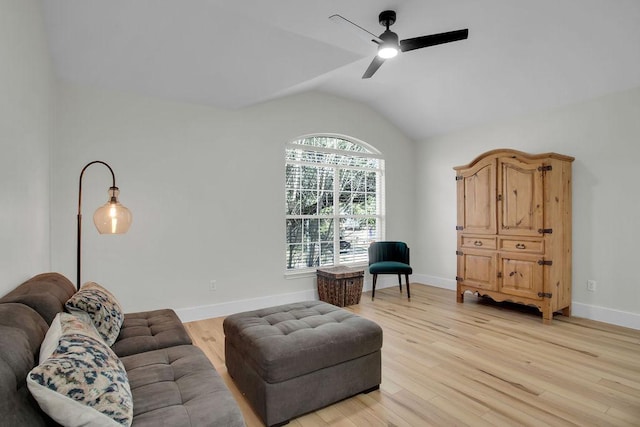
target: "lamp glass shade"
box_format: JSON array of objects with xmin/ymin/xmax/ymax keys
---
[{"xmin": 93, "ymin": 187, "xmax": 132, "ymax": 234}]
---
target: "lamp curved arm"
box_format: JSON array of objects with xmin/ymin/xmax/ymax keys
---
[
  {"xmin": 77, "ymin": 161, "xmax": 125, "ymax": 291},
  {"xmin": 78, "ymin": 161, "xmax": 116, "ymax": 216}
]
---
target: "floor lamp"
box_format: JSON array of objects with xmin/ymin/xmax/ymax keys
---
[{"xmin": 77, "ymin": 161, "xmax": 133, "ymax": 291}]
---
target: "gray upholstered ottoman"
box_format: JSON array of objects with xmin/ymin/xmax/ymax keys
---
[{"xmin": 223, "ymin": 301, "xmax": 383, "ymax": 426}]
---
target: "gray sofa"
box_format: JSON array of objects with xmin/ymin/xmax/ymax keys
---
[{"xmin": 0, "ymin": 272, "xmax": 245, "ymax": 427}]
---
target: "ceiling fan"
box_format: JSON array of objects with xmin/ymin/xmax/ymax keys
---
[{"xmin": 329, "ymin": 10, "xmax": 468, "ymax": 79}]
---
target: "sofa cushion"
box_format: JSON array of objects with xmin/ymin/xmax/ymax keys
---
[
  {"xmin": 122, "ymin": 345, "xmax": 245, "ymax": 427},
  {"xmin": 0, "ymin": 303, "xmax": 52, "ymax": 426},
  {"xmin": 27, "ymin": 313, "xmax": 133, "ymax": 427},
  {"xmin": 111, "ymin": 309, "xmax": 192, "ymax": 358},
  {"xmin": 0, "ymin": 272, "xmax": 76, "ymax": 325},
  {"xmin": 66, "ymin": 282, "xmax": 124, "ymax": 346},
  {"xmin": 223, "ymin": 301, "xmax": 383, "ymax": 383}
]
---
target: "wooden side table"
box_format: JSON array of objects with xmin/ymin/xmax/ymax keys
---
[{"xmin": 316, "ymin": 266, "xmax": 365, "ymax": 307}]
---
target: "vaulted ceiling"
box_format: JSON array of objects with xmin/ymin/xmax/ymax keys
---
[{"xmin": 42, "ymin": 0, "xmax": 640, "ymax": 140}]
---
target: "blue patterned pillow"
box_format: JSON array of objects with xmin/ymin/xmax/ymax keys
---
[
  {"xmin": 65, "ymin": 282, "xmax": 124, "ymax": 346},
  {"xmin": 40, "ymin": 311, "xmax": 103, "ymax": 363},
  {"xmin": 27, "ymin": 313, "xmax": 133, "ymax": 426}
]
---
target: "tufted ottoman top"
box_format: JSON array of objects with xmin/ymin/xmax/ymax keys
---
[{"xmin": 223, "ymin": 301, "xmax": 383, "ymax": 383}]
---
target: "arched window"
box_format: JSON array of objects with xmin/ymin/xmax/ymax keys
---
[{"xmin": 285, "ymin": 135, "xmax": 385, "ymax": 272}]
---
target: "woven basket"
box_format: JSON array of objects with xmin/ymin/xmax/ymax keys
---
[{"xmin": 316, "ymin": 267, "xmax": 364, "ymax": 307}]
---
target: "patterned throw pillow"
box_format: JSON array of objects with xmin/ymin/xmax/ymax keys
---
[
  {"xmin": 39, "ymin": 311, "xmax": 103, "ymax": 363},
  {"xmin": 27, "ymin": 313, "xmax": 133, "ymax": 427},
  {"xmin": 65, "ymin": 282, "xmax": 124, "ymax": 346}
]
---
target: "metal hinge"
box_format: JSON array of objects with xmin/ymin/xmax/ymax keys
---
[
  {"xmin": 538, "ymin": 228, "xmax": 553, "ymax": 234},
  {"xmin": 538, "ymin": 165, "xmax": 552, "ymax": 172},
  {"xmin": 455, "ymin": 276, "xmax": 463, "ymax": 282},
  {"xmin": 537, "ymin": 292, "xmax": 553, "ymax": 298},
  {"xmin": 456, "ymin": 226, "xmax": 464, "ymax": 231},
  {"xmin": 455, "ymin": 175, "xmax": 463, "ymax": 181},
  {"xmin": 456, "ymin": 251, "xmax": 463, "ymax": 256},
  {"xmin": 537, "ymin": 260, "xmax": 553, "ymax": 266}
]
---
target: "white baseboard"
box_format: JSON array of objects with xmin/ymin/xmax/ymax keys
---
[
  {"xmin": 176, "ymin": 289, "xmax": 316, "ymax": 322},
  {"xmin": 176, "ymin": 275, "xmax": 639, "ymax": 330},
  {"xmin": 413, "ymin": 275, "xmax": 640, "ymax": 330},
  {"xmin": 412, "ymin": 274, "xmax": 457, "ymax": 291},
  {"xmin": 571, "ymin": 302, "xmax": 640, "ymax": 330},
  {"xmin": 177, "ymin": 274, "xmax": 408, "ymax": 322},
  {"xmin": 363, "ymin": 273, "xmax": 456, "ymax": 291}
]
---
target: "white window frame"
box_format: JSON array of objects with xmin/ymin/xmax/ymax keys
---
[{"xmin": 285, "ymin": 134, "xmax": 385, "ymax": 275}]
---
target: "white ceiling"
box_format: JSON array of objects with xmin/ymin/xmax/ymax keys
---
[{"xmin": 42, "ymin": 0, "xmax": 640, "ymax": 141}]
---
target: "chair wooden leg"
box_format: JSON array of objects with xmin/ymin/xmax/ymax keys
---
[
  {"xmin": 405, "ymin": 275, "xmax": 411, "ymax": 300},
  {"xmin": 397, "ymin": 274, "xmax": 402, "ymax": 293},
  {"xmin": 371, "ymin": 274, "xmax": 377, "ymax": 300}
]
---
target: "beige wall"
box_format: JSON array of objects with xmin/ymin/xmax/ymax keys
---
[
  {"xmin": 0, "ymin": 0, "xmax": 53, "ymax": 293},
  {"xmin": 50, "ymin": 85, "xmax": 416, "ymax": 314},
  {"xmin": 415, "ymin": 87, "xmax": 640, "ymax": 328},
  {"xmin": 2, "ymin": 0, "xmax": 638, "ymax": 328}
]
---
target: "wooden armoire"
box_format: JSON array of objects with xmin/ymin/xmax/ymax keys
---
[{"xmin": 454, "ymin": 149, "xmax": 574, "ymax": 323}]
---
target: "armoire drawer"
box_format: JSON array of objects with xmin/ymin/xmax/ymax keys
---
[
  {"xmin": 460, "ymin": 235, "xmax": 497, "ymax": 250},
  {"xmin": 499, "ymin": 237, "xmax": 544, "ymax": 254}
]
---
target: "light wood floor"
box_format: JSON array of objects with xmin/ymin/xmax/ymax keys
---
[{"xmin": 184, "ymin": 284, "xmax": 640, "ymax": 427}]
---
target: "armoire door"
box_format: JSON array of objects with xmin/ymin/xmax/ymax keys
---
[
  {"xmin": 458, "ymin": 250, "xmax": 497, "ymax": 291},
  {"xmin": 498, "ymin": 253, "xmax": 544, "ymax": 299},
  {"xmin": 456, "ymin": 157, "xmax": 496, "ymax": 235},
  {"xmin": 497, "ymin": 157, "xmax": 544, "ymax": 237}
]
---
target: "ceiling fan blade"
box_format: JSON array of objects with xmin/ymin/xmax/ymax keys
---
[
  {"xmin": 329, "ymin": 14, "xmax": 382, "ymax": 45},
  {"xmin": 400, "ymin": 28, "xmax": 468, "ymax": 53},
  {"xmin": 362, "ymin": 56, "xmax": 385, "ymax": 79}
]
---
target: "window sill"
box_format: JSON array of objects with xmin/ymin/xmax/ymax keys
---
[{"xmin": 284, "ymin": 270, "xmax": 317, "ymax": 279}]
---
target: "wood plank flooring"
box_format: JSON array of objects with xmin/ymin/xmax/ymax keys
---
[{"xmin": 184, "ymin": 284, "xmax": 640, "ymax": 426}]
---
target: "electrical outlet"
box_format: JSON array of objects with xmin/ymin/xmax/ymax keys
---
[
  {"xmin": 209, "ymin": 280, "xmax": 217, "ymax": 291},
  {"xmin": 587, "ymin": 280, "xmax": 596, "ymax": 292}
]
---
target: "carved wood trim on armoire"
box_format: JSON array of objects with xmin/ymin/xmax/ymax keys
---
[{"xmin": 454, "ymin": 149, "xmax": 574, "ymax": 324}]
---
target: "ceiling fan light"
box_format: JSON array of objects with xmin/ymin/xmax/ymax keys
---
[
  {"xmin": 378, "ymin": 45, "xmax": 398, "ymax": 59},
  {"xmin": 377, "ymin": 29, "xmax": 399, "ymax": 59}
]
